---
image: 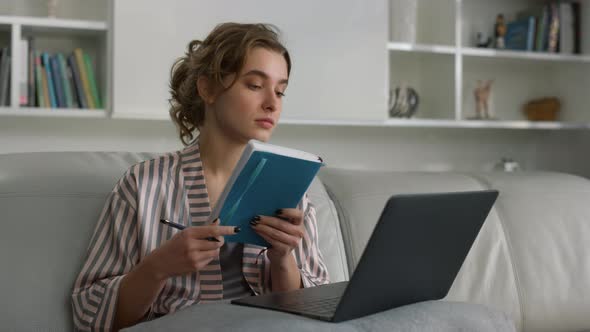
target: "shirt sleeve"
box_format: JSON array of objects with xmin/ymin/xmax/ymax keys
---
[
  {"xmin": 71, "ymin": 185, "xmax": 139, "ymax": 331},
  {"xmin": 295, "ymin": 193, "xmax": 331, "ymax": 288}
]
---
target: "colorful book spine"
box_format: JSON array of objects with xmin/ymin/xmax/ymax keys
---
[
  {"xmin": 547, "ymin": 3, "xmax": 560, "ymax": 53},
  {"xmin": 42, "ymin": 53, "xmax": 57, "ymax": 108},
  {"xmin": 39, "ymin": 54, "xmax": 50, "ymax": 108},
  {"xmin": 0, "ymin": 47, "xmax": 10, "ymax": 106},
  {"xmin": 50, "ymin": 55, "xmax": 65, "ymax": 108},
  {"xmin": 536, "ymin": 5, "xmax": 548, "ymax": 51},
  {"xmin": 526, "ymin": 16, "xmax": 536, "ymax": 51},
  {"xmin": 73, "ymin": 48, "xmax": 94, "ymax": 109},
  {"xmin": 56, "ymin": 54, "xmax": 74, "ymax": 108},
  {"xmin": 68, "ymin": 54, "xmax": 87, "ymax": 109},
  {"xmin": 83, "ymin": 52, "xmax": 101, "ymax": 109},
  {"xmin": 19, "ymin": 38, "xmax": 28, "ymax": 106},
  {"xmin": 28, "ymin": 38, "xmax": 36, "ymax": 107},
  {"xmin": 34, "ymin": 51, "xmax": 45, "ymax": 108},
  {"xmin": 65, "ymin": 59, "xmax": 80, "ymax": 108}
]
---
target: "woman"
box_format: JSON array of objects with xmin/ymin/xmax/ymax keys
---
[{"xmin": 71, "ymin": 23, "xmax": 330, "ymax": 331}]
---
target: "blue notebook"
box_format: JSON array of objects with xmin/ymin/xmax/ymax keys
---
[{"xmin": 206, "ymin": 140, "xmax": 324, "ymax": 247}]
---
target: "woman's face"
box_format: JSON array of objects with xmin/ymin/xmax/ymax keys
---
[{"xmin": 207, "ymin": 47, "xmax": 289, "ymax": 143}]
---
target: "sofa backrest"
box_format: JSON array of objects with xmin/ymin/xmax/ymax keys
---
[
  {"xmin": 318, "ymin": 168, "xmax": 590, "ymax": 332},
  {"xmin": 0, "ymin": 151, "xmax": 347, "ymax": 331}
]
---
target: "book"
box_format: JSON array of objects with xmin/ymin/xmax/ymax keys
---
[
  {"xmin": 42, "ymin": 53, "xmax": 57, "ymax": 108},
  {"xmin": 34, "ymin": 51, "xmax": 45, "ymax": 108},
  {"xmin": 505, "ymin": 16, "xmax": 535, "ymax": 51},
  {"xmin": 0, "ymin": 47, "xmax": 10, "ymax": 106},
  {"xmin": 40, "ymin": 54, "xmax": 50, "ymax": 108},
  {"xmin": 68, "ymin": 54, "xmax": 87, "ymax": 109},
  {"xmin": 572, "ymin": 1, "xmax": 581, "ymax": 54},
  {"xmin": 56, "ymin": 53, "xmax": 74, "ymax": 108},
  {"xmin": 50, "ymin": 55, "xmax": 65, "ymax": 108},
  {"xmin": 207, "ymin": 140, "xmax": 324, "ymax": 247},
  {"xmin": 559, "ymin": 2, "xmax": 575, "ymax": 54},
  {"xmin": 27, "ymin": 38, "xmax": 36, "ymax": 107},
  {"xmin": 19, "ymin": 38, "xmax": 28, "ymax": 106},
  {"xmin": 536, "ymin": 5, "xmax": 549, "ymax": 51},
  {"xmin": 73, "ymin": 48, "xmax": 94, "ymax": 109},
  {"xmin": 83, "ymin": 52, "xmax": 102, "ymax": 109},
  {"xmin": 547, "ymin": 3, "xmax": 560, "ymax": 53}
]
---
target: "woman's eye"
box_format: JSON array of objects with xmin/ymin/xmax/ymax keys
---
[
  {"xmin": 276, "ymin": 91, "xmax": 286, "ymax": 98},
  {"xmin": 248, "ymin": 84, "xmax": 262, "ymax": 90}
]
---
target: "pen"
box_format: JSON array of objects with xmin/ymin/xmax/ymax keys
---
[{"xmin": 159, "ymin": 219, "xmax": 220, "ymax": 242}]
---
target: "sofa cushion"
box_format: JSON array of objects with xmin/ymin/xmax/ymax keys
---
[
  {"xmin": 0, "ymin": 151, "xmax": 159, "ymax": 331},
  {"xmin": 470, "ymin": 172, "xmax": 590, "ymax": 332},
  {"xmin": 124, "ymin": 300, "xmax": 516, "ymax": 332},
  {"xmin": 318, "ymin": 169, "xmax": 522, "ymax": 330}
]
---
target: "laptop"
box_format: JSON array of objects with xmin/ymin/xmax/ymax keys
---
[{"xmin": 231, "ymin": 190, "xmax": 499, "ymax": 322}]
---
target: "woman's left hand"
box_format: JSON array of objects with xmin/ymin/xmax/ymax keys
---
[{"xmin": 251, "ymin": 208, "xmax": 305, "ymax": 264}]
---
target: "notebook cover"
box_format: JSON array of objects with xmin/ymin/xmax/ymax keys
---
[{"xmin": 210, "ymin": 147, "xmax": 322, "ymax": 247}]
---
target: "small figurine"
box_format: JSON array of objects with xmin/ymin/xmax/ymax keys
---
[
  {"xmin": 476, "ymin": 32, "xmax": 492, "ymax": 48},
  {"xmin": 494, "ymin": 14, "xmax": 507, "ymax": 49},
  {"xmin": 389, "ymin": 84, "xmax": 419, "ymax": 118},
  {"xmin": 474, "ymin": 80, "xmax": 494, "ymax": 120}
]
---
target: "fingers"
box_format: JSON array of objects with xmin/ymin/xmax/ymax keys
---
[
  {"xmin": 256, "ymin": 231, "xmax": 291, "ymax": 252},
  {"xmin": 251, "ymin": 214, "xmax": 305, "ymax": 240},
  {"xmin": 189, "ymin": 248, "xmax": 221, "ymax": 270},
  {"xmin": 275, "ymin": 209, "xmax": 304, "ymax": 225},
  {"xmin": 186, "ymin": 223, "xmax": 240, "ymax": 240},
  {"xmin": 252, "ymin": 218, "xmax": 302, "ymax": 248}
]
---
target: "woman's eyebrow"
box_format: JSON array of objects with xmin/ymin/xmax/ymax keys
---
[{"xmin": 243, "ymin": 69, "xmax": 288, "ymax": 85}]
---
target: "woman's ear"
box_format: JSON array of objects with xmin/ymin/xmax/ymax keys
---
[{"xmin": 197, "ymin": 76, "xmax": 215, "ymax": 105}]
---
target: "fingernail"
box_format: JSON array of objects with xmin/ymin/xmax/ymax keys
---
[
  {"xmin": 206, "ymin": 237, "xmax": 220, "ymax": 242},
  {"xmin": 234, "ymin": 226, "xmax": 241, "ymax": 233},
  {"xmin": 250, "ymin": 220, "xmax": 258, "ymax": 227},
  {"xmin": 212, "ymin": 218, "xmax": 219, "ymax": 224},
  {"xmin": 275, "ymin": 209, "xmax": 283, "ymax": 215}
]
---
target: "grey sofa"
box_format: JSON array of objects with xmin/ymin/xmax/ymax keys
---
[{"xmin": 1, "ymin": 151, "xmax": 589, "ymax": 331}]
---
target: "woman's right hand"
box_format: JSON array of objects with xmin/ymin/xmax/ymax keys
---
[{"xmin": 141, "ymin": 220, "xmax": 239, "ymax": 281}]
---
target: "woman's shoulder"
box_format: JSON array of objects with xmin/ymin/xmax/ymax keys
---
[{"xmin": 114, "ymin": 149, "xmax": 187, "ymax": 192}]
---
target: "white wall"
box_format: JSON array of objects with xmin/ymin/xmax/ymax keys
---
[{"xmin": 112, "ymin": 0, "xmax": 387, "ymax": 121}]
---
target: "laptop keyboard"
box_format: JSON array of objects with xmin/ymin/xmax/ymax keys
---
[{"xmin": 277, "ymin": 296, "xmax": 341, "ymax": 315}]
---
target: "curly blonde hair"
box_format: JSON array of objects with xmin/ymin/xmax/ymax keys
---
[{"xmin": 168, "ymin": 23, "xmax": 292, "ymax": 146}]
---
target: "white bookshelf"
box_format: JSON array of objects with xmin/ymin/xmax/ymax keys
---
[
  {"xmin": 0, "ymin": 14, "xmax": 109, "ymax": 117},
  {"xmin": 388, "ymin": 0, "xmax": 590, "ymax": 128}
]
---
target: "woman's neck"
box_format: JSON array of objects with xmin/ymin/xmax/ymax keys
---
[{"xmin": 198, "ymin": 127, "xmax": 246, "ymax": 179}]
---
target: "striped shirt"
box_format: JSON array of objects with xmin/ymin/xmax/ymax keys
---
[
  {"xmin": 220, "ymin": 242, "xmax": 254, "ymax": 300},
  {"xmin": 71, "ymin": 138, "xmax": 330, "ymax": 331}
]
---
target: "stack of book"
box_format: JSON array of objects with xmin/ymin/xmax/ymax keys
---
[
  {"xmin": 504, "ymin": 1, "xmax": 582, "ymax": 54},
  {"xmin": 20, "ymin": 38, "xmax": 102, "ymax": 109}
]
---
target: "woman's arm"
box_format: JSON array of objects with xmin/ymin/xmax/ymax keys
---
[
  {"xmin": 113, "ymin": 259, "xmax": 167, "ymax": 330},
  {"xmin": 268, "ymin": 252, "xmax": 303, "ymax": 292},
  {"xmin": 113, "ymin": 223, "xmax": 236, "ymax": 330}
]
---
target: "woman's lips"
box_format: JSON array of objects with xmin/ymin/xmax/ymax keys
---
[{"xmin": 255, "ymin": 119, "xmax": 274, "ymax": 129}]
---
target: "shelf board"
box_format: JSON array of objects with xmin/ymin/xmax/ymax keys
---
[
  {"xmin": 0, "ymin": 15, "xmax": 107, "ymax": 33},
  {"xmin": 387, "ymin": 42, "xmax": 456, "ymax": 55},
  {"xmin": 461, "ymin": 47, "xmax": 590, "ymax": 64},
  {"xmin": 111, "ymin": 112, "xmax": 169, "ymax": 121},
  {"xmin": 3, "ymin": 109, "xmax": 586, "ymax": 130},
  {"xmin": 280, "ymin": 118, "xmax": 590, "ymax": 130},
  {"xmin": 0, "ymin": 107, "xmax": 108, "ymax": 118}
]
